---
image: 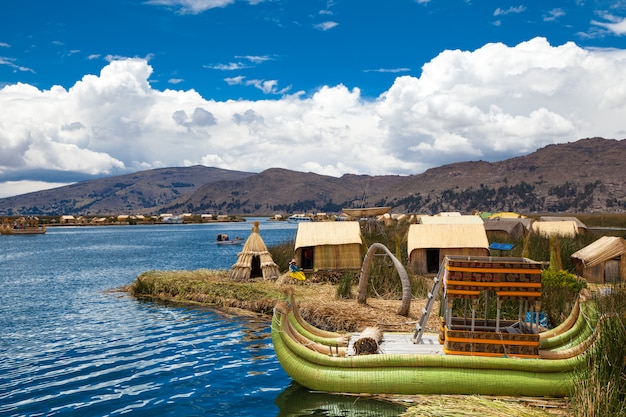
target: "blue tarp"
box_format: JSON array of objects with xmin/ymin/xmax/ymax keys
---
[{"xmin": 489, "ymin": 242, "xmax": 515, "ymax": 251}]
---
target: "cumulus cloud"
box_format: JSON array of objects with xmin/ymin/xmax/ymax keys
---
[{"xmin": 1, "ymin": 37, "xmax": 626, "ymax": 197}]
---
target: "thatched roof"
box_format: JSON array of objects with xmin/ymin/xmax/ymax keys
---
[
  {"xmin": 419, "ymin": 215, "xmax": 483, "ymax": 225},
  {"xmin": 408, "ymin": 223, "xmax": 489, "ymax": 251},
  {"xmin": 230, "ymin": 221, "xmax": 280, "ymax": 280},
  {"xmin": 294, "ymin": 221, "xmax": 362, "ymax": 250},
  {"xmin": 571, "ymin": 236, "xmax": 626, "ymax": 268},
  {"xmin": 488, "ymin": 212, "xmax": 527, "ymax": 219},
  {"xmin": 531, "ymin": 221, "xmax": 578, "ymax": 238},
  {"xmin": 483, "ymin": 218, "xmax": 526, "ymax": 239},
  {"xmin": 539, "ymin": 216, "xmax": 587, "ymax": 230}
]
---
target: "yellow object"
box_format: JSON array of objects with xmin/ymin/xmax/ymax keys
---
[{"xmin": 289, "ymin": 271, "xmax": 306, "ymax": 281}]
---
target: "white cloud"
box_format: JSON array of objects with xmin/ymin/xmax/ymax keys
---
[
  {"xmin": 314, "ymin": 21, "xmax": 338, "ymax": 31},
  {"xmin": 544, "ymin": 8, "xmax": 566, "ymax": 22},
  {"xmin": 494, "ymin": 6, "xmax": 526, "ymax": 16},
  {"xmin": 592, "ymin": 15, "xmax": 626, "ymax": 35},
  {"xmin": 2, "ymin": 37, "xmax": 626, "ymax": 197},
  {"xmin": 0, "ymin": 180, "xmax": 72, "ymax": 198},
  {"xmin": 145, "ymin": 0, "xmax": 235, "ymax": 14}
]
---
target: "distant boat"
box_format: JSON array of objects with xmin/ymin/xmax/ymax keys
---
[
  {"xmin": 341, "ymin": 206, "xmax": 391, "ymax": 218},
  {"xmin": 1, "ymin": 223, "xmax": 46, "ymax": 235},
  {"xmin": 161, "ymin": 216, "xmax": 183, "ymax": 224},
  {"xmin": 287, "ymin": 214, "xmax": 313, "ymax": 223},
  {"xmin": 216, "ymin": 233, "xmax": 244, "ymax": 245}
]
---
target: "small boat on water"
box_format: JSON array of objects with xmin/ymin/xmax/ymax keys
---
[
  {"xmin": 215, "ymin": 233, "xmax": 244, "ymax": 245},
  {"xmin": 1, "ymin": 218, "xmax": 46, "ymax": 235},
  {"xmin": 287, "ymin": 214, "xmax": 313, "ymax": 223},
  {"xmin": 271, "ymin": 256, "xmax": 600, "ymax": 397},
  {"xmin": 341, "ymin": 206, "xmax": 391, "ymax": 218}
]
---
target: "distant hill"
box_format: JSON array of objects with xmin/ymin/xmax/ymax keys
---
[
  {"xmin": 1, "ymin": 137, "xmax": 625, "ymax": 216},
  {"xmin": 0, "ymin": 166, "xmax": 254, "ymax": 216}
]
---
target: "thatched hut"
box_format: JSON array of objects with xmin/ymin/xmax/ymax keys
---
[
  {"xmin": 294, "ymin": 221, "xmax": 363, "ymax": 271},
  {"xmin": 483, "ymin": 218, "xmax": 527, "ymax": 241},
  {"xmin": 408, "ymin": 223, "xmax": 490, "ymax": 274},
  {"xmin": 230, "ymin": 221, "xmax": 280, "ymax": 281},
  {"xmin": 571, "ymin": 236, "xmax": 626, "ymax": 283},
  {"xmin": 531, "ymin": 221, "xmax": 579, "ymax": 238},
  {"xmin": 539, "ymin": 216, "xmax": 587, "ymax": 234},
  {"xmin": 419, "ymin": 214, "xmax": 484, "ymax": 225}
]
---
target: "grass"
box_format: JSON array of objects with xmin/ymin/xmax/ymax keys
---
[{"xmin": 571, "ymin": 284, "xmax": 626, "ymax": 417}]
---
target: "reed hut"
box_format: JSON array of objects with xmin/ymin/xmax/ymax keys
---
[
  {"xmin": 419, "ymin": 214, "xmax": 484, "ymax": 225},
  {"xmin": 408, "ymin": 223, "xmax": 490, "ymax": 274},
  {"xmin": 483, "ymin": 218, "xmax": 527, "ymax": 241},
  {"xmin": 531, "ymin": 221, "xmax": 579, "ymax": 238},
  {"xmin": 230, "ymin": 221, "xmax": 280, "ymax": 281},
  {"xmin": 294, "ymin": 221, "xmax": 363, "ymax": 271},
  {"xmin": 539, "ymin": 216, "xmax": 587, "ymax": 234},
  {"xmin": 571, "ymin": 236, "xmax": 626, "ymax": 283}
]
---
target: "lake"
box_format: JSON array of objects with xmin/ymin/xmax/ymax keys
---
[{"xmin": 0, "ymin": 219, "xmax": 406, "ymax": 416}]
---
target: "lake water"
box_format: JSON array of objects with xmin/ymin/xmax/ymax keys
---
[{"xmin": 0, "ymin": 219, "xmax": 406, "ymax": 416}]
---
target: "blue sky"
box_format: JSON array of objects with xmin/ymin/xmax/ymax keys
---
[{"xmin": 1, "ymin": 0, "xmax": 626, "ymax": 198}]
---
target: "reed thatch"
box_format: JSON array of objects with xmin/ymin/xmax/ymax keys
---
[
  {"xmin": 571, "ymin": 236, "xmax": 626, "ymax": 283},
  {"xmin": 230, "ymin": 221, "xmax": 280, "ymax": 281},
  {"xmin": 531, "ymin": 220, "xmax": 578, "ymax": 238},
  {"xmin": 418, "ymin": 214, "xmax": 484, "ymax": 224},
  {"xmin": 407, "ymin": 223, "xmax": 490, "ymax": 274},
  {"xmin": 539, "ymin": 216, "xmax": 587, "ymax": 234},
  {"xmin": 483, "ymin": 218, "xmax": 527, "ymax": 240},
  {"xmin": 294, "ymin": 221, "xmax": 362, "ymax": 270}
]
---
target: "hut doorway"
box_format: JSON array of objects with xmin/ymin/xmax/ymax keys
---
[
  {"xmin": 250, "ymin": 255, "xmax": 262, "ymax": 278},
  {"xmin": 301, "ymin": 247, "xmax": 314, "ymax": 270},
  {"xmin": 426, "ymin": 249, "xmax": 440, "ymax": 273}
]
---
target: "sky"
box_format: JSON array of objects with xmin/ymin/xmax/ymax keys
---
[{"xmin": 2, "ymin": 1, "xmax": 626, "ymax": 198}]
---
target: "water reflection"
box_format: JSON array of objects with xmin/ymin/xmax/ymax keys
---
[{"xmin": 275, "ymin": 382, "xmax": 407, "ymax": 417}]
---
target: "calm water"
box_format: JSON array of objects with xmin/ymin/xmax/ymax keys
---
[{"xmin": 0, "ymin": 219, "xmax": 405, "ymax": 416}]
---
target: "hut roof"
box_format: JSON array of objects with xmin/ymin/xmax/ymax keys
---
[
  {"xmin": 488, "ymin": 212, "xmax": 527, "ymax": 219},
  {"xmin": 419, "ymin": 215, "xmax": 483, "ymax": 225},
  {"xmin": 571, "ymin": 236, "xmax": 626, "ymax": 268},
  {"xmin": 531, "ymin": 221, "xmax": 578, "ymax": 238},
  {"xmin": 483, "ymin": 218, "xmax": 525, "ymax": 234},
  {"xmin": 408, "ymin": 223, "xmax": 489, "ymax": 251},
  {"xmin": 539, "ymin": 216, "xmax": 587, "ymax": 230},
  {"xmin": 294, "ymin": 221, "xmax": 362, "ymax": 250}
]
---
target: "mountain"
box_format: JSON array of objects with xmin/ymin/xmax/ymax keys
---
[
  {"xmin": 0, "ymin": 166, "xmax": 254, "ymax": 216},
  {"xmin": 1, "ymin": 137, "xmax": 625, "ymax": 216}
]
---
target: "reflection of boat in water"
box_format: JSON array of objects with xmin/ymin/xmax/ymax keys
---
[
  {"xmin": 215, "ymin": 233, "xmax": 244, "ymax": 245},
  {"xmin": 341, "ymin": 206, "xmax": 391, "ymax": 218},
  {"xmin": 287, "ymin": 214, "xmax": 312, "ymax": 223},
  {"xmin": 274, "ymin": 382, "xmax": 406, "ymax": 417},
  {"xmin": 1, "ymin": 218, "xmax": 46, "ymax": 235},
  {"xmin": 272, "ymin": 256, "xmax": 600, "ymax": 397}
]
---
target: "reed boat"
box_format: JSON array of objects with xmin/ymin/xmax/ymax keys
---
[
  {"xmin": 341, "ymin": 206, "xmax": 391, "ymax": 218},
  {"xmin": 1, "ymin": 223, "xmax": 46, "ymax": 235},
  {"xmin": 271, "ymin": 256, "xmax": 599, "ymax": 397}
]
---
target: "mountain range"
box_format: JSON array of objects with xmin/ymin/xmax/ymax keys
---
[{"xmin": 1, "ymin": 137, "xmax": 624, "ymax": 217}]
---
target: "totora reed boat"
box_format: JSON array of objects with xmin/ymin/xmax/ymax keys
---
[{"xmin": 271, "ymin": 256, "xmax": 600, "ymax": 397}]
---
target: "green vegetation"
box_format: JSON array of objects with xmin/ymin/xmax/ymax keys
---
[
  {"xmin": 571, "ymin": 284, "xmax": 626, "ymax": 417},
  {"xmin": 541, "ymin": 269, "xmax": 587, "ymax": 325}
]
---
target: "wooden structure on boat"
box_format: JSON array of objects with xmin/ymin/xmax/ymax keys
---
[{"xmin": 439, "ymin": 256, "xmax": 543, "ymax": 358}]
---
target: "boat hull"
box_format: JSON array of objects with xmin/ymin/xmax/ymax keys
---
[{"xmin": 271, "ymin": 297, "xmax": 597, "ymax": 397}]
